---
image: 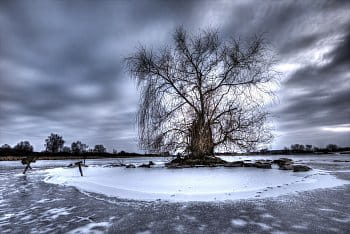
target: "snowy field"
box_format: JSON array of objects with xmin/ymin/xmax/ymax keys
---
[{"xmin": 1, "ymin": 154, "xmax": 350, "ymax": 233}]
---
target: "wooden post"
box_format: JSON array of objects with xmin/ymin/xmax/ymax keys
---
[
  {"xmin": 22, "ymin": 156, "xmax": 37, "ymax": 174},
  {"xmin": 23, "ymin": 162, "xmax": 31, "ymax": 174},
  {"xmin": 78, "ymin": 163, "xmax": 83, "ymax": 176},
  {"xmin": 75, "ymin": 161, "xmax": 83, "ymax": 176}
]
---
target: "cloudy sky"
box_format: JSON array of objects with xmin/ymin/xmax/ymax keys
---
[{"xmin": 0, "ymin": 0, "xmax": 349, "ymax": 152}]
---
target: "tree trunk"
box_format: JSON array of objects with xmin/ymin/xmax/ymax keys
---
[{"xmin": 189, "ymin": 116, "xmax": 214, "ymax": 158}]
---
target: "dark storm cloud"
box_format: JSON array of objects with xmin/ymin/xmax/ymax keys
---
[
  {"xmin": 0, "ymin": 0, "xmax": 349, "ymax": 151},
  {"xmin": 279, "ymin": 28, "xmax": 350, "ymax": 129},
  {"xmin": 328, "ymin": 28, "xmax": 350, "ymax": 66},
  {"xmin": 0, "ymin": 0, "xmax": 200, "ymax": 151},
  {"xmin": 209, "ymin": 0, "xmax": 350, "ymax": 147},
  {"xmin": 273, "ymin": 18, "xmax": 350, "ymax": 147},
  {"xmin": 279, "ymin": 33, "xmax": 322, "ymax": 56}
]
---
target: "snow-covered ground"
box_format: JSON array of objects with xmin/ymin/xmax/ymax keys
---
[
  {"xmin": 44, "ymin": 157, "xmax": 348, "ymax": 202},
  {"xmin": 1, "ymin": 154, "xmax": 350, "ymax": 233}
]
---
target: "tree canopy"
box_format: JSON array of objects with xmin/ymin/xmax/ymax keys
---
[
  {"xmin": 93, "ymin": 144, "xmax": 106, "ymax": 153},
  {"xmin": 126, "ymin": 27, "xmax": 277, "ymax": 156},
  {"xmin": 45, "ymin": 133, "xmax": 65, "ymax": 153},
  {"xmin": 71, "ymin": 141, "xmax": 88, "ymax": 154},
  {"xmin": 14, "ymin": 141, "xmax": 33, "ymax": 152}
]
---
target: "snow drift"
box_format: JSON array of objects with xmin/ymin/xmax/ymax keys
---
[{"xmin": 43, "ymin": 165, "xmax": 348, "ymax": 202}]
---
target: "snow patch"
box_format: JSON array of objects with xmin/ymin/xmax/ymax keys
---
[
  {"xmin": 136, "ymin": 231, "xmax": 152, "ymax": 234},
  {"xmin": 291, "ymin": 224, "xmax": 308, "ymax": 230},
  {"xmin": 67, "ymin": 221, "xmax": 111, "ymax": 234},
  {"xmin": 254, "ymin": 222, "xmax": 272, "ymax": 230},
  {"xmin": 43, "ymin": 166, "xmax": 348, "ymax": 202},
  {"xmin": 231, "ymin": 218, "xmax": 248, "ymax": 227},
  {"xmin": 0, "ymin": 213, "xmax": 15, "ymax": 221},
  {"xmin": 42, "ymin": 207, "xmax": 72, "ymax": 219},
  {"xmin": 260, "ymin": 213, "xmax": 274, "ymax": 218}
]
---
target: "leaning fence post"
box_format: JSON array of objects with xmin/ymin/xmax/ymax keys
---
[
  {"xmin": 23, "ymin": 162, "xmax": 31, "ymax": 174},
  {"xmin": 75, "ymin": 161, "xmax": 83, "ymax": 176},
  {"xmin": 22, "ymin": 156, "xmax": 37, "ymax": 174}
]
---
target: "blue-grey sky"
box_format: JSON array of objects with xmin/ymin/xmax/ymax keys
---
[{"xmin": 0, "ymin": 0, "xmax": 349, "ymax": 152}]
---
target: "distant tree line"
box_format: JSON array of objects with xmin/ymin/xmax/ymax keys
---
[
  {"xmin": 0, "ymin": 133, "xmax": 153, "ymax": 158},
  {"xmin": 1, "ymin": 134, "xmax": 348, "ymax": 158},
  {"xmin": 257, "ymin": 143, "xmax": 350, "ymax": 155},
  {"xmin": 284, "ymin": 143, "xmax": 347, "ymax": 153},
  {"xmin": 216, "ymin": 143, "xmax": 350, "ymax": 155}
]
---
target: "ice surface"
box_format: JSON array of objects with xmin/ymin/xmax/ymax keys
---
[
  {"xmin": 42, "ymin": 208, "xmax": 71, "ymax": 219},
  {"xmin": 44, "ymin": 164, "xmax": 348, "ymax": 202},
  {"xmin": 231, "ymin": 218, "xmax": 248, "ymax": 227},
  {"xmin": 67, "ymin": 221, "xmax": 111, "ymax": 234}
]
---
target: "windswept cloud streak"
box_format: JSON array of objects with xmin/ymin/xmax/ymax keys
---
[{"xmin": 0, "ymin": 0, "xmax": 349, "ymax": 151}]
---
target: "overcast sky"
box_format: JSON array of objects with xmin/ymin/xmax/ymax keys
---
[{"xmin": 0, "ymin": 0, "xmax": 349, "ymax": 152}]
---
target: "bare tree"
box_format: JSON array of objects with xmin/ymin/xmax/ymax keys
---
[
  {"xmin": 93, "ymin": 144, "xmax": 106, "ymax": 153},
  {"xmin": 62, "ymin": 146, "xmax": 71, "ymax": 153},
  {"xmin": 305, "ymin": 144, "xmax": 313, "ymax": 152},
  {"xmin": 1, "ymin": 144, "xmax": 11, "ymax": 149},
  {"xmin": 326, "ymin": 144, "xmax": 338, "ymax": 152},
  {"xmin": 71, "ymin": 141, "xmax": 88, "ymax": 155},
  {"xmin": 291, "ymin": 144, "xmax": 305, "ymax": 152},
  {"xmin": 45, "ymin": 133, "xmax": 65, "ymax": 153},
  {"xmin": 14, "ymin": 141, "xmax": 33, "ymax": 153},
  {"xmin": 126, "ymin": 27, "xmax": 277, "ymax": 158}
]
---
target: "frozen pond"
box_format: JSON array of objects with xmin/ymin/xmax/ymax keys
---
[{"xmin": 1, "ymin": 154, "xmax": 350, "ymax": 233}]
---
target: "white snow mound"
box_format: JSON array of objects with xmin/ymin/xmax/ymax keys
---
[{"xmin": 44, "ymin": 166, "xmax": 348, "ymax": 202}]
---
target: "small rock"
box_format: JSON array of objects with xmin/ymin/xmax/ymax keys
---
[
  {"xmin": 224, "ymin": 161, "xmax": 244, "ymax": 167},
  {"xmin": 126, "ymin": 164, "xmax": 136, "ymax": 168},
  {"xmin": 243, "ymin": 162, "xmax": 255, "ymax": 167},
  {"xmin": 273, "ymin": 158, "xmax": 293, "ymax": 166},
  {"xmin": 166, "ymin": 164, "xmax": 180, "ymax": 169},
  {"xmin": 254, "ymin": 161, "xmax": 272, "ymax": 169},
  {"xmin": 139, "ymin": 161, "xmax": 155, "ymax": 168},
  {"xmin": 293, "ymin": 165, "xmax": 311, "ymax": 172},
  {"xmin": 104, "ymin": 163, "xmax": 125, "ymax": 167},
  {"xmin": 279, "ymin": 164, "xmax": 294, "ymax": 170},
  {"xmin": 242, "ymin": 161, "xmax": 272, "ymax": 169}
]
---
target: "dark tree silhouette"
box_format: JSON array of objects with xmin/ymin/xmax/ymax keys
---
[
  {"xmin": 45, "ymin": 133, "xmax": 65, "ymax": 153},
  {"xmin": 291, "ymin": 144, "xmax": 305, "ymax": 151},
  {"xmin": 126, "ymin": 27, "xmax": 277, "ymax": 157},
  {"xmin": 14, "ymin": 141, "xmax": 33, "ymax": 152},
  {"xmin": 1, "ymin": 144, "xmax": 11, "ymax": 149},
  {"xmin": 327, "ymin": 144, "xmax": 338, "ymax": 152},
  {"xmin": 93, "ymin": 144, "xmax": 106, "ymax": 153},
  {"xmin": 71, "ymin": 141, "xmax": 88, "ymax": 155},
  {"xmin": 62, "ymin": 146, "xmax": 71, "ymax": 153},
  {"xmin": 305, "ymin": 144, "xmax": 313, "ymax": 152}
]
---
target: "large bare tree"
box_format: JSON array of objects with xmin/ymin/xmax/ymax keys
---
[{"xmin": 126, "ymin": 27, "xmax": 277, "ymax": 158}]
